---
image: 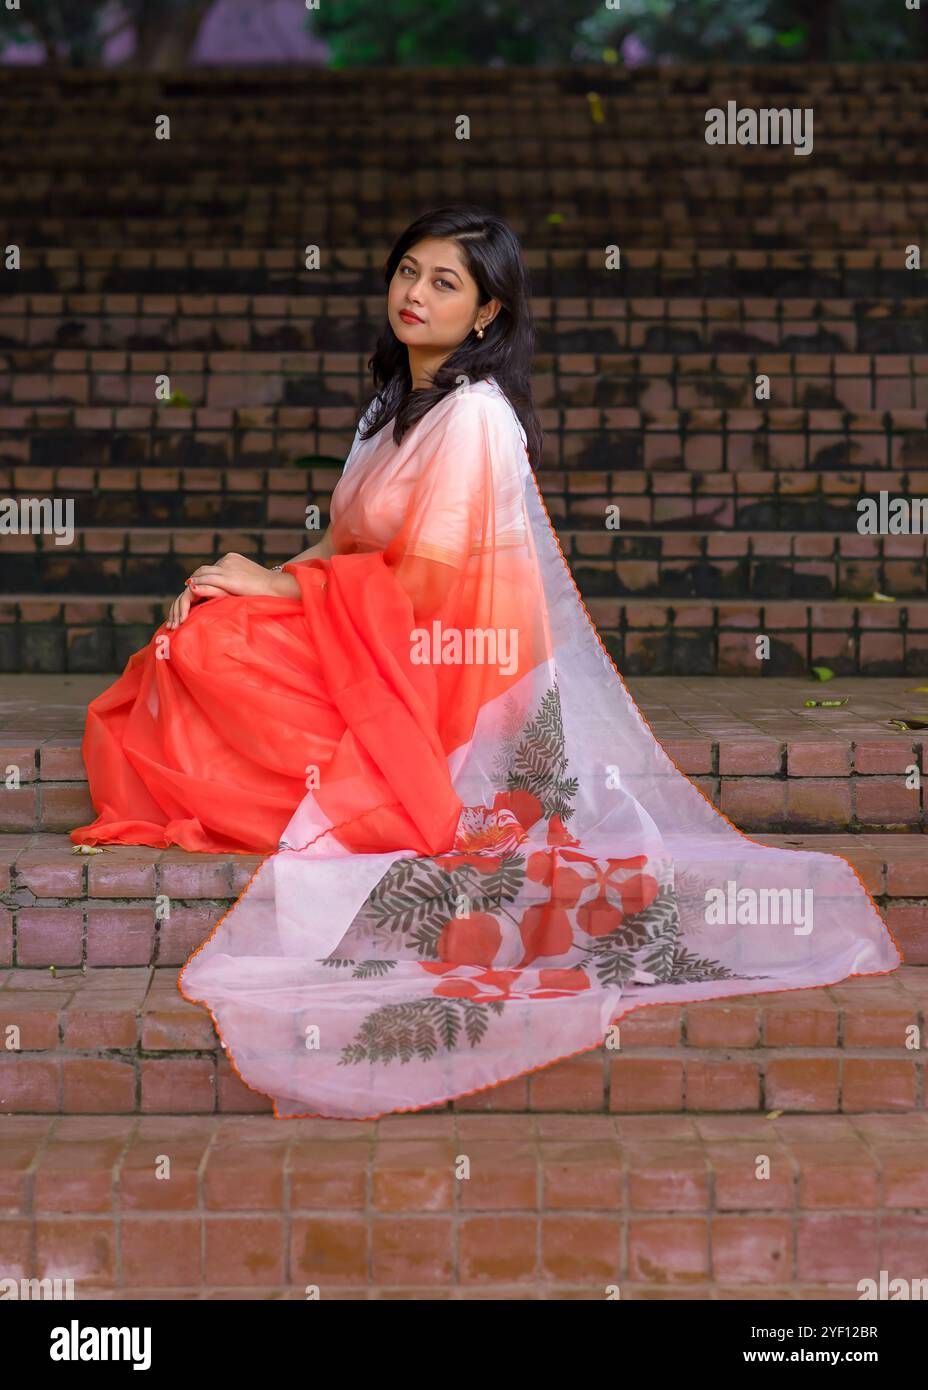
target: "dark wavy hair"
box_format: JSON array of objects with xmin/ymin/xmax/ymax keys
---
[{"xmin": 359, "ymin": 204, "xmax": 542, "ymax": 470}]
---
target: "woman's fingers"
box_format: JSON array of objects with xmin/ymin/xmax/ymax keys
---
[
  {"xmin": 186, "ymin": 566, "xmax": 233, "ymax": 590},
  {"xmin": 165, "ymin": 578, "xmax": 233, "ymax": 630},
  {"xmin": 187, "ymin": 582, "xmax": 226, "ymax": 598},
  {"xmin": 167, "ymin": 590, "xmax": 192, "ymax": 629}
]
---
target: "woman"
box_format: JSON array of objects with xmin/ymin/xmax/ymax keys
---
[{"xmin": 73, "ymin": 206, "xmax": 902, "ymax": 1121}]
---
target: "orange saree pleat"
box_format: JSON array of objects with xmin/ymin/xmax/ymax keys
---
[{"xmin": 70, "ymin": 590, "xmax": 347, "ymax": 853}]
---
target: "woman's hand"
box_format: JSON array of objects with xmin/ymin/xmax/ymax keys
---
[
  {"xmin": 185, "ymin": 552, "xmax": 283, "ymax": 598},
  {"xmin": 165, "ymin": 553, "xmax": 285, "ymax": 629}
]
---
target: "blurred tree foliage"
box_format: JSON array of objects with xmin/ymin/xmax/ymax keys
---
[
  {"xmin": 0, "ymin": 0, "xmax": 924, "ymax": 67},
  {"xmin": 313, "ymin": 0, "xmax": 927, "ymax": 66}
]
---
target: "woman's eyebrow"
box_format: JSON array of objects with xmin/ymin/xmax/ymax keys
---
[{"xmin": 401, "ymin": 255, "xmax": 462, "ymax": 282}]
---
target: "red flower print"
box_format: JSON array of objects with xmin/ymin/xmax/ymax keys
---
[
  {"xmin": 576, "ymin": 893, "xmax": 624, "ymax": 937},
  {"xmin": 430, "ymin": 967, "xmax": 522, "ymax": 1003},
  {"xmin": 525, "ymin": 848, "xmax": 587, "ymax": 907},
  {"xmin": 557, "ymin": 855, "xmax": 659, "ymax": 939},
  {"xmin": 528, "ymin": 968, "xmax": 592, "ymax": 999},
  {"xmin": 546, "ymin": 813, "xmax": 581, "ymax": 848},
  {"xmin": 439, "ymin": 805, "xmax": 527, "ymax": 871},
  {"xmin": 492, "ymin": 788, "xmax": 543, "ymax": 830},
  {"xmin": 618, "ymin": 873, "xmax": 659, "ymax": 915},
  {"xmin": 436, "ymin": 912, "xmax": 502, "ymax": 966},
  {"xmin": 517, "ymin": 899, "xmax": 574, "ymax": 966}
]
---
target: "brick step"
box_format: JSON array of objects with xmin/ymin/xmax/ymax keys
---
[
  {"xmin": 3, "ymin": 311, "xmax": 928, "ymax": 359},
  {"xmin": 8, "ymin": 177, "xmax": 926, "ymax": 201},
  {"xmin": 2, "ymin": 250, "xmax": 923, "ymax": 298},
  {"xmin": 9, "ymin": 467, "xmax": 928, "ymax": 534},
  {"xmin": 12, "ymin": 219, "xmax": 917, "ymax": 252},
  {"xmin": 5, "ymin": 353, "xmax": 928, "ymax": 414},
  {"xmin": 24, "ymin": 135, "xmax": 927, "ymax": 163},
  {"xmin": 6, "ymin": 118, "xmax": 926, "ymax": 151},
  {"xmin": 0, "ymin": 964, "xmax": 926, "ymax": 1118},
  {"xmin": 5, "ymin": 197, "xmax": 925, "ymax": 246},
  {"xmin": 5, "ymin": 360, "xmax": 928, "ymax": 410},
  {"xmin": 5, "ymin": 301, "xmax": 928, "ymax": 333},
  {"xmin": 3, "ymin": 408, "xmax": 927, "ymax": 476},
  {"xmin": 0, "ymin": 830, "xmax": 925, "ymax": 965},
  {"xmin": 2, "ymin": 1111, "xmax": 925, "ymax": 1297},
  {"xmin": 4, "ymin": 597, "xmax": 928, "ymax": 676},
  {"xmin": 5, "ymin": 672, "xmax": 928, "ymax": 822},
  {"xmin": 5, "ymin": 526, "xmax": 928, "ymax": 601}
]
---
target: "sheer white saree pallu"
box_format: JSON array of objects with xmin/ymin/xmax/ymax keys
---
[{"xmin": 178, "ymin": 379, "xmax": 903, "ymax": 1120}]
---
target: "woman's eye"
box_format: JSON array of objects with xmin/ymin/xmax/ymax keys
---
[{"xmin": 399, "ymin": 266, "xmax": 453, "ymax": 290}]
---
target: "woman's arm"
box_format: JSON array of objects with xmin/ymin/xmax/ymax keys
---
[
  {"xmin": 283, "ymin": 525, "xmax": 335, "ymax": 567},
  {"xmin": 269, "ymin": 524, "xmax": 335, "ymax": 598}
]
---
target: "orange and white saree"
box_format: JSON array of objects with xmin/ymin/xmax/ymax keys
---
[{"xmin": 179, "ymin": 377, "xmax": 902, "ymax": 1119}]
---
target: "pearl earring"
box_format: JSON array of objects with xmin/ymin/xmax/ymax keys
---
[{"xmin": 476, "ymin": 326, "xmax": 484, "ymax": 338}]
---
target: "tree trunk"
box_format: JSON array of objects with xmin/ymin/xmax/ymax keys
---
[
  {"xmin": 148, "ymin": 0, "xmax": 214, "ymax": 69},
  {"xmin": 807, "ymin": 0, "xmax": 836, "ymax": 61}
]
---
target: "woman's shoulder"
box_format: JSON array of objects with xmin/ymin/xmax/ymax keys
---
[{"xmin": 438, "ymin": 378, "xmax": 522, "ymax": 433}]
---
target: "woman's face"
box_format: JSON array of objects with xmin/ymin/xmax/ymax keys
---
[{"xmin": 388, "ymin": 237, "xmax": 497, "ymax": 358}]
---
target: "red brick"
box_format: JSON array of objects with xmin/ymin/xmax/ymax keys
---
[
  {"xmin": 0, "ymin": 1058, "xmax": 60, "ymax": 1112},
  {"xmin": 882, "ymin": 904, "xmax": 928, "ymax": 964},
  {"xmin": 35, "ymin": 1217, "xmax": 116, "ymax": 1287},
  {"xmin": 784, "ymin": 779, "xmax": 852, "ymax": 829},
  {"xmin": 455, "ymin": 1141, "xmax": 537, "ymax": 1209},
  {"xmin": 203, "ymin": 1141, "xmax": 287, "ymax": 1211},
  {"xmin": 762, "ymin": 1005, "xmax": 838, "ymax": 1047},
  {"xmin": 61, "ymin": 1059, "xmax": 136, "ymax": 1113},
  {"xmin": 626, "ymin": 1153, "xmax": 709, "ymax": 1210},
  {"xmin": 855, "ymin": 778, "xmax": 922, "ymax": 827},
  {"xmin": 541, "ymin": 1141, "xmax": 623, "ymax": 1209},
  {"xmin": 0, "ymin": 1219, "xmax": 32, "ymax": 1277},
  {"xmin": 854, "ymin": 740, "xmax": 920, "ymax": 775},
  {"xmin": 542, "ymin": 1214, "xmax": 622, "ymax": 1283},
  {"xmin": 765, "ymin": 1058, "xmax": 840, "ymax": 1111},
  {"xmin": 140, "ymin": 1058, "xmax": 215, "ymax": 1113},
  {"xmin": 796, "ymin": 1213, "xmax": 879, "ymax": 1281},
  {"xmin": 718, "ymin": 742, "xmax": 782, "ymax": 776},
  {"xmin": 712, "ymin": 1217, "xmax": 792, "ymax": 1283},
  {"xmin": 459, "ymin": 1215, "xmax": 537, "ymax": 1283},
  {"xmin": 609, "ymin": 1059, "xmax": 684, "ymax": 1112},
  {"xmin": 841, "ymin": 1060, "xmax": 917, "ymax": 1112},
  {"xmin": 685, "ymin": 1003, "xmax": 760, "ymax": 1048},
  {"xmin": 370, "ymin": 1141, "xmax": 456, "ymax": 1212},
  {"xmin": 371, "ymin": 1217, "xmax": 454, "ymax": 1285},
  {"xmin": 719, "ymin": 780, "xmax": 787, "ymax": 829},
  {"xmin": 710, "ymin": 1147, "xmax": 796, "ymax": 1210},
  {"xmin": 16, "ymin": 908, "xmax": 83, "ymax": 966},
  {"xmin": 880, "ymin": 1148, "xmax": 928, "ymax": 1207},
  {"xmin": 686, "ymin": 1060, "xmax": 760, "ymax": 1111},
  {"xmin": 60, "ymin": 1000, "xmax": 136, "ymax": 1060},
  {"xmin": 528, "ymin": 1054, "xmax": 604, "ymax": 1111},
  {"xmin": 628, "ymin": 1217, "xmax": 709, "ymax": 1284},
  {"xmin": 786, "ymin": 742, "xmax": 851, "ymax": 777},
  {"xmin": 86, "ymin": 856, "xmax": 156, "ymax": 897},
  {"xmin": 15, "ymin": 857, "xmax": 82, "ymax": 896},
  {"xmin": 290, "ymin": 1216, "xmax": 368, "ymax": 1285},
  {"xmin": 204, "ymin": 1215, "xmax": 284, "ymax": 1286},
  {"xmin": 85, "ymin": 908, "xmax": 155, "ymax": 965}
]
